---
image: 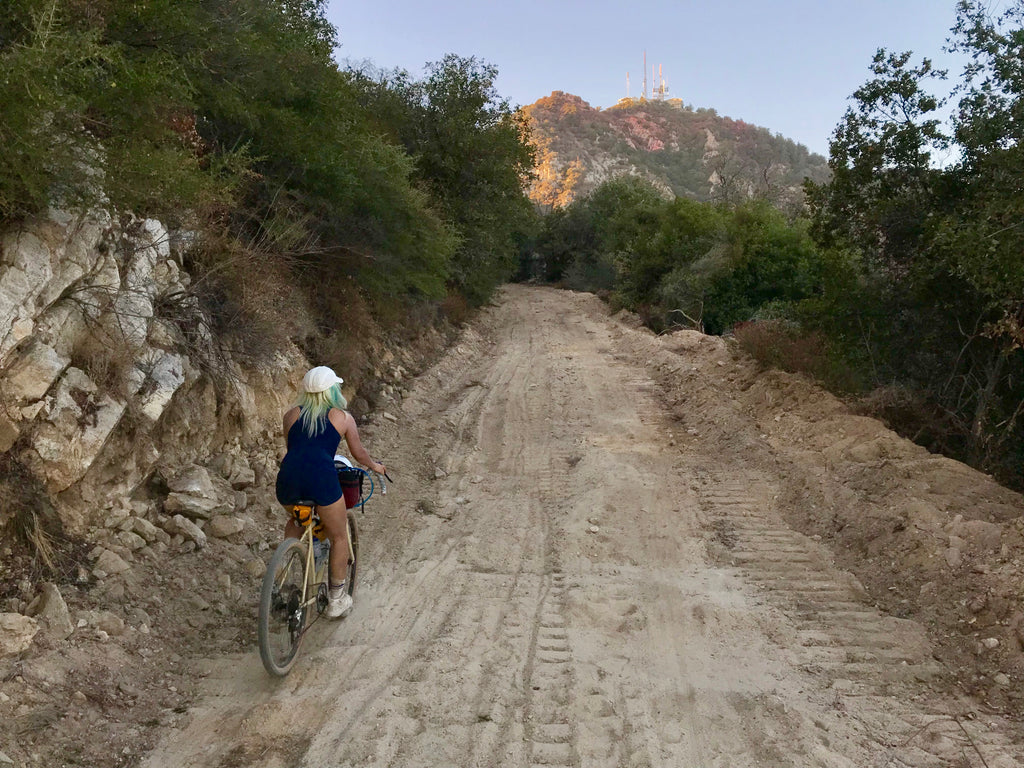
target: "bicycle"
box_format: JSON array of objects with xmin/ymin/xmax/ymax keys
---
[{"xmin": 257, "ymin": 462, "xmax": 387, "ymax": 676}]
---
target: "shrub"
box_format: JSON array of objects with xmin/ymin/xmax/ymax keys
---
[
  {"xmin": 0, "ymin": 0, "xmax": 234, "ymax": 222},
  {"xmin": 734, "ymin": 320, "xmax": 855, "ymax": 391},
  {"xmin": 440, "ymin": 291, "xmax": 471, "ymax": 326}
]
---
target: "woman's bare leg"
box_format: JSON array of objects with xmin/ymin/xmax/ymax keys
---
[
  {"xmin": 316, "ymin": 499, "xmax": 352, "ymax": 587},
  {"xmin": 283, "ymin": 516, "xmax": 302, "ymax": 540}
]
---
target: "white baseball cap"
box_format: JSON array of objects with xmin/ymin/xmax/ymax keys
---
[{"xmin": 303, "ymin": 366, "xmax": 344, "ymax": 393}]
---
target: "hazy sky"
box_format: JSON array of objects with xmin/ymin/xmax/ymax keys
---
[{"xmin": 325, "ymin": 0, "xmax": 972, "ymax": 157}]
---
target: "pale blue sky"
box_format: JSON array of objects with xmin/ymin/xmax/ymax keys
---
[{"xmin": 326, "ymin": 1, "xmax": 975, "ymax": 157}]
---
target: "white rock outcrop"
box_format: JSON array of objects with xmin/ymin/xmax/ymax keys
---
[
  {"xmin": 0, "ymin": 212, "xmax": 112, "ymax": 363},
  {"xmin": 0, "ymin": 208, "xmax": 296, "ymax": 534},
  {"xmin": 24, "ymin": 367, "xmax": 126, "ymax": 493},
  {"xmin": 36, "ymin": 583, "xmax": 75, "ymax": 640}
]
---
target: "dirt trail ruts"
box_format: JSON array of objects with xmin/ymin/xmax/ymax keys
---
[{"xmin": 141, "ymin": 285, "xmax": 1024, "ymax": 768}]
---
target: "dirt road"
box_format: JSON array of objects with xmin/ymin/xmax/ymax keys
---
[{"xmin": 142, "ymin": 286, "xmax": 1024, "ymax": 767}]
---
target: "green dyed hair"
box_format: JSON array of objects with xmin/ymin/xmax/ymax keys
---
[{"xmin": 295, "ymin": 383, "xmax": 348, "ymax": 437}]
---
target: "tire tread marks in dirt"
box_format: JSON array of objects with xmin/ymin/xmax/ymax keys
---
[
  {"xmin": 521, "ymin": 351, "xmax": 582, "ymax": 768},
  {"xmin": 696, "ymin": 468, "xmax": 1024, "ymax": 767}
]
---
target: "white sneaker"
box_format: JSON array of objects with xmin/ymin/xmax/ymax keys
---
[{"xmin": 325, "ymin": 585, "xmax": 353, "ymax": 619}]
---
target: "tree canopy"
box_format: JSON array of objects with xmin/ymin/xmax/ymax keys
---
[{"xmin": 0, "ymin": 0, "xmax": 537, "ymax": 330}]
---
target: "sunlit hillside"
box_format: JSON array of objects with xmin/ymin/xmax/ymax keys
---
[{"xmin": 524, "ymin": 91, "xmax": 829, "ymax": 211}]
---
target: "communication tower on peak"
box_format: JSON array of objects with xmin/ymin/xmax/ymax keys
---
[
  {"xmin": 653, "ymin": 63, "xmax": 669, "ymax": 101},
  {"xmin": 627, "ymin": 53, "xmax": 669, "ymax": 102}
]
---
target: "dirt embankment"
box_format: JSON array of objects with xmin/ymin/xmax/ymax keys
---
[{"xmin": 5, "ymin": 285, "xmax": 1024, "ymax": 768}]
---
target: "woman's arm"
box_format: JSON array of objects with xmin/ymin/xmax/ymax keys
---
[
  {"xmin": 331, "ymin": 409, "xmax": 385, "ymax": 474},
  {"xmin": 280, "ymin": 406, "xmax": 300, "ymax": 458}
]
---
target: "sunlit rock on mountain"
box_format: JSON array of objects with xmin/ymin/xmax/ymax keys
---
[{"xmin": 523, "ymin": 91, "xmax": 829, "ymax": 211}]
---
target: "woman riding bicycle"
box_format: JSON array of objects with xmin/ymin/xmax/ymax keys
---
[{"xmin": 275, "ymin": 366, "xmax": 386, "ymax": 618}]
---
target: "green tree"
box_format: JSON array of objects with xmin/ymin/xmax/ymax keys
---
[
  {"xmin": 528, "ymin": 176, "xmax": 665, "ymax": 289},
  {"xmin": 698, "ymin": 202, "xmax": 823, "ymax": 334},
  {"xmin": 372, "ymin": 55, "xmax": 537, "ymax": 305},
  {"xmin": 0, "ymin": 0, "xmax": 230, "ymax": 221},
  {"xmin": 804, "ymin": 0, "xmax": 1024, "ymax": 480},
  {"xmin": 615, "ymin": 195, "xmax": 723, "ymax": 324}
]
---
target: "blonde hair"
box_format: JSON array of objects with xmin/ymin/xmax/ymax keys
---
[{"xmin": 295, "ymin": 383, "xmax": 348, "ymax": 437}]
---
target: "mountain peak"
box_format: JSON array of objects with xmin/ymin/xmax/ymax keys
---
[{"xmin": 523, "ymin": 92, "xmax": 828, "ymax": 210}]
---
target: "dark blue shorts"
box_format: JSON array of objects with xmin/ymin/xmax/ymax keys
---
[{"xmin": 275, "ymin": 457, "xmax": 343, "ymax": 507}]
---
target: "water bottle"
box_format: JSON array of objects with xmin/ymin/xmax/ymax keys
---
[{"xmin": 313, "ymin": 537, "xmax": 330, "ymax": 574}]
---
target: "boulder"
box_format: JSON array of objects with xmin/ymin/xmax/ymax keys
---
[
  {"xmin": 131, "ymin": 516, "xmax": 162, "ymax": 543},
  {"xmin": 114, "ymin": 530, "xmax": 147, "ymax": 551},
  {"xmin": 1, "ymin": 339, "xmax": 70, "ymax": 402},
  {"xmin": 24, "ymin": 367, "xmax": 126, "ymax": 493},
  {"xmin": 36, "ymin": 583, "xmax": 74, "ymax": 640},
  {"xmin": 164, "ymin": 492, "xmax": 228, "ymax": 520},
  {"xmin": 164, "ymin": 465, "xmax": 234, "ymax": 520},
  {"xmin": 168, "ymin": 464, "xmax": 222, "ymax": 496},
  {"xmin": 93, "ymin": 549, "xmax": 131, "ymax": 576},
  {"xmin": 0, "ymin": 612, "xmax": 38, "ymax": 656},
  {"xmin": 207, "ymin": 515, "xmax": 244, "ymax": 539},
  {"xmin": 211, "ymin": 453, "xmax": 256, "ymax": 490},
  {"xmin": 102, "ymin": 506, "xmax": 130, "ymax": 529},
  {"xmin": 170, "ymin": 514, "xmax": 207, "ymax": 549}
]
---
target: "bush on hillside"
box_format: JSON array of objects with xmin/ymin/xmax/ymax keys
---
[{"xmin": 1, "ymin": 0, "xmax": 538, "ymax": 366}]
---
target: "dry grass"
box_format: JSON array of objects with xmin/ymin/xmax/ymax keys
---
[
  {"xmin": 733, "ymin": 319, "xmax": 860, "ymax": 394},
  {"xmin": 68, "ymin": 334, "xmax": 139, "ymax": 402},
  {"xmin": 300, "ymin": 273, "xmax": 379, "ymax": 387},
  {"xmin": 440, "ymin": 291, "xmax": 471, "ymax": 327},
  {"xmin": 0, "ymin": 452, "xmax": 67, "ymax": 579}
]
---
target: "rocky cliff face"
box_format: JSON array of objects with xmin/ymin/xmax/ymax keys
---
[
  {"xmin": 524, "ymin": 91, "xmax": 830, "ymax": 210},
  {"xmin": 0, "ymin": 209, "xmax": 310, "ymax": 766},
  {"xmin": 0, "ymin": 208, "xmax": 454, "ymax": 767},
  {"xmin": 0, "ymin": 209, "xmax": 296, "ymax": 538}
]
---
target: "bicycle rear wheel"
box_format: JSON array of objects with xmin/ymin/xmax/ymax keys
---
[
  {"xmin": 258, "ymin": 537, "xmax": 309, "ymax": 676},
  {"xmin": 346, "ymin": 512, "xmax": 359, "ymax": 597}
]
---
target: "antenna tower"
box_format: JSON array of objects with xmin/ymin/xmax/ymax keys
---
[
  {"xmin": 654, "ymin": 63, "xmax": 669, "ymax": 100},
  {"xmin": 643, "ymin": 50, "xmax": 647, "ymax": 99}
]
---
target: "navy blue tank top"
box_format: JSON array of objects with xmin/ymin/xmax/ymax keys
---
[{"xmin": 275, "ymin": 409, "xmax": 344, "ymax": 506}]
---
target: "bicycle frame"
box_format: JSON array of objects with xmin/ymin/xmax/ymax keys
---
[
  {"xmin": 282, "ymin": 472, "xmax": 383, "ymax": 630},
  {"xmin": 282, "ymin": 502, "xmax": 359, "ymax": 633},
  {"xmin": 275, "ymin": 509, "xmax": 328, "ymax": 637}
]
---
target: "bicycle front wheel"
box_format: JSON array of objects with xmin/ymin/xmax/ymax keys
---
[{"xmin": 258, "ymin": 537, "xmax": 309, "ymax": 676}]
